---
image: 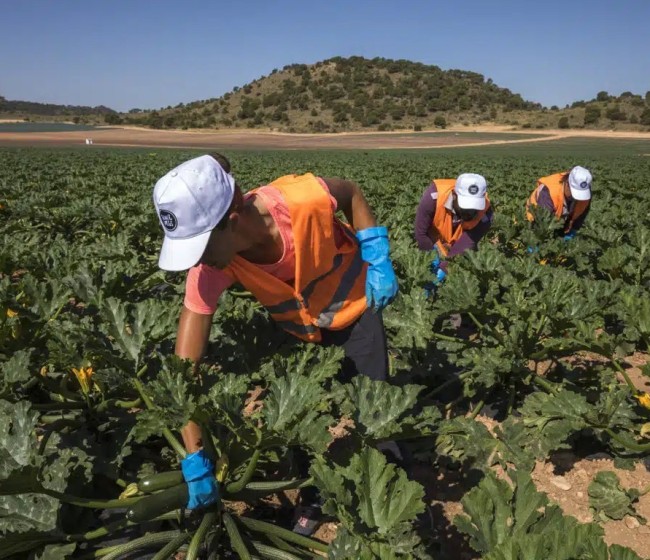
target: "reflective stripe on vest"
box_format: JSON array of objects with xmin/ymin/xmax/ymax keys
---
[
  {"xmin": 222, "ymin": 174, "xmax": 367, "ymax": 342},
  {"xmin": 430, "ymin": 179, "xmax": 491, "ymax": 257}
]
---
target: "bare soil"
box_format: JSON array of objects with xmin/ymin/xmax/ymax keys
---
[{"xmin": 0, "ymin": 125, "xmax": 648, "ymax": 150}]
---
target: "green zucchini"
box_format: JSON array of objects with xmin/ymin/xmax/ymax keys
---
[
  {"xmin": 151, "ymin": 533, "xmax": 190, "ymax": 560},
  {"xmin": 238, "ymin": 516, "xmax": 328, "ymax": 552},
  {"xmin": 251, "ymin": 541, "xmax": 303, "ymax": 560},
  {"xmin": 224, "ymin": 478, "xmax": 313, "ymax": 500},
  {"xmin": 187, "ymin": 511, "xmax": 219, "ymax": 560},
  {"xmin": 137, "ymin": 470, "xmax": 184, "ymax": 494},
  {"xmin": 126, "ymin": 483, "xmax": 188, "ymax": 523},
  {"xmin": 223, "ymin": 511, "xmax": 252, "ymax": 560},
  {"xmin": 100, "ymin": 530, "xmax": 181, "ymax": 560}
]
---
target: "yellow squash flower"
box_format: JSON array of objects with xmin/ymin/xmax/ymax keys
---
[
  {"xmin": 215, "ymin": 455, "xmax": 229, "ymax": 483},
  {"xmin": 641, "ymin": 423, "xmax": 650, "ymax": 438},
  {"xmin": 72, "ymin": 366, "xmax": 95, "ymax": 395},
  {"xmin": 635, "ymin": 392, "xmax": 650, "ymax": 410},
  {"xmin": 6, "ymin": 309, "xmax": 18, "ymax": 318}
]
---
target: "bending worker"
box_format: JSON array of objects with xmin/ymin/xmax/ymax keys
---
[
  {"xmin": 152, "ymin": 153, "xmax": 399, "ymax": 534},
  {"xmin": 526, "ymin": 166, "xmax": 592, "ymax": 240},
  {"xmin": 414, "ymin": 173, "xmax": 493, "ymax": 285}
]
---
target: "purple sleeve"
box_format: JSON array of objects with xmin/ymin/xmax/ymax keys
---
[
  {"xmin": 535, "ymin": 185, "xmax": 556, "ymax": 214},
  {"xmin": 445, "ymin": 207, "xmax": 494, "ymax": 261},
  {"xmin": 414, "ymin": 183, "xmax": 438, "ymax": 251}
]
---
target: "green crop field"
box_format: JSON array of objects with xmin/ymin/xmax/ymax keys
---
[{"xmin": 1, "ymin": 144, "xmax": 649, "ymax": 559}]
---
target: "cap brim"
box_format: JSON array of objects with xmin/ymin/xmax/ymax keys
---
[
  {"xmin": 570, "ymin": 187, "xmax": 591, "ymax": 201},
  {"xmin": 456, "ymin": 194, "xmax": 486, "ymax": 211},
  {"xmin": 158, "ymin": 230, "xmax": 212, "ymax": 271}
]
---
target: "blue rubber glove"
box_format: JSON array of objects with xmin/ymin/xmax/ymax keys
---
[
  {"xmin": 430, "ymin": 249, "xmax": 441, "ymax": 274},
  {"xmin": 356, "ymin": 226, "xmax": 399, "ymax": 312},
  {"xmin": 180, "ymin": 449, "xmax": 219, "ymax": 510},
  {"xmin": 563, "ymin": 230, "xmax": 577, "ymax": 241},
  {"xmin": 434, "ymin": 268, "xmax": 447, "ymax": 284}
]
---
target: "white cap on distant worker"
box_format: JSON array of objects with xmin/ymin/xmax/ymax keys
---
[
  {"xmin": 455, "ymin": 173, "xmax": 488, "ymax": 210},
  {"xmin": 568, "ymin": 166, "xmax": 592, "ymax": 201},
  {"xmin": 153, "ymin": 155, "xmax": 235, "ymax": 271}
]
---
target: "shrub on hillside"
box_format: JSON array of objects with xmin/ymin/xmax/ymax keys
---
[
  {"xmin": 558, "ymin": 116, "xmax": 570, "ymax": 129},
  {"xmin": 640, "ymin": 109, "xmax": 650, "ymax": 125},
  {"xmin": 584, "ymin": 105, "xmax": 601, "ymax": 125},
  {"xmin": 434, "ymin": 115, "xmax": 447, "ymax": 129}
]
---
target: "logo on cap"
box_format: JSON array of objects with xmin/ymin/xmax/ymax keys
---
[
  {"xmin": 468, "ymin": 185, "xmax": 479, "ymax": 195},
  {"xmin": 160, "ymin": 210, "xmax": 178, "ymax": 231},
  {"xmin": 580, "ymin": 181, "xmax": 589, "ymax": 189}
]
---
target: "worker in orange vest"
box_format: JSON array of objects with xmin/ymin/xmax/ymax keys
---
[
  {"xmin": 152, "ymin": 153, "xmax": 399, "ymax": 535},
  {"xmin": 414, "ymin": 173, "xmax": 493, "ymax": 293},
  {"xmin": 526, "ymin": 166, "xmax": 592, "ymax": 240}
]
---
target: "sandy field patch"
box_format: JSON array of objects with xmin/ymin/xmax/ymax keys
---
[{"xmin": 0, "ymin": 125, "xmax": 647, "ymax": 150}]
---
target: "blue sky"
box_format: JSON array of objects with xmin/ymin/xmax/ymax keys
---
[{"xmin": 1, "ymin": 0, "xmax": 649, "ymax": 111}]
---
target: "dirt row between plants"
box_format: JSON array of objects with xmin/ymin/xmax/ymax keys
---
[
  {"xmin": 432, "ymin": 352, "xmax": 650, "ymax": 559},
  {"xmin": 1, "ymin": 126, "xmax": 649, "ymax": 151}
]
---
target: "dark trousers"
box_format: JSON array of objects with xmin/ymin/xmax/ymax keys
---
[{"xmin": 320, "ymin": 307, "xmax": 388, "ymax": 382}]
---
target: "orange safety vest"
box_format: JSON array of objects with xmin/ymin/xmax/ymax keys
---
[
  {"xmin": 429, "ymin": 179, "xmax": 491, "ymax": 257},
  {"xmin": 222, "ymin": 173, "xmax": 367, "ymax": 343},
  {"xmin": 526, "ymin": 172, "xmax": 589, "ymax": 233}
]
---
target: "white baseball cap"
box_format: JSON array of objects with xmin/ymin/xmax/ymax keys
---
[
  {"xmin": 153, "ymin": 155, "xmax": 235, "ymax": 271},
  {"xmin": 568, "ymin": 166, "xmax": 592, "ymax": 201},
  {"xmin": 455, "ymin": 173, "xmax": 488, "ymax": 210}
]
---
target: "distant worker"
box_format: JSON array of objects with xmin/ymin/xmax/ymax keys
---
[
  {"xmin": 414, "ymin": 173, "xmax": 493, "ymax": 291},
  {"xmin": 152, "ymin": 153, "xmax": 399, "ymax": 536},
  {"xmin": 526, "ymin": 166, "xmax": 592, "ymax": 240}
]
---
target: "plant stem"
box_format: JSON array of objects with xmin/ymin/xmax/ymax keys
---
[
  {"xmin": 444, "ymin": 394, "xmax": 465, "ymax": 412},
  {"xmin": 425, "ymin": 372, "xmax": 469, "ymax": 399},
  {"xmin": 467, "ymin": 312, "xmax": 483, "ymax": 330},
  {"xmin": 469, "ymin": 400, "xmax": 485, "ymax": 420},
  {"xmin": 430, "ymin": 332, "xmax": 464, "ymax": 344},
  {"xmin": 95, "ymin": 397, "xmax": 142, "ymax": 413},
  {"xmin": 605, "ymin": 429, "xmax": 650, "ymax": 452},
  {"xmin": 532, "ymin": 375, "xmax": 558, "ymax": 394},
  {"xmin": 609, "ymin": 359, "xmax": 637, "ymax": 393},
  {"xmin": 133, "ymin": 377, "xmax": 186, "ymax": 458},
  {"xmin": 226, "ymin": 449, "xmax": 261, "ymax": 494},
  {"xmin": 507, "ymin": 383, "xmax": 516, "ymax": 415}
]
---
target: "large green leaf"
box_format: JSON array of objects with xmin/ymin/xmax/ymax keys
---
[
  {"xmin": 0, "ymin": 400, "xmax": 39, "ymax": 479},
  {"xmin": 516, "ymin": 389, "xmax": 590, "ymax": 458},
  {"xmin": 262, "ymin": 372, "xmax": 334, "ymax": 453},
  {"xmin": 436, "ymin": 416, "xmax": 499, "ymax": 469},
  {"xmin": 352, "ymin": 448, "xmax": 425, "ymax": 534},
  {"xmin": 0, "ymin": 349, "xmax": 32, "ymax": 396},
  {"xmin": 312, "ymin": 448, "xmax": 424, "ymax": 537},
  {"xmin": 588, "ymin": 471, "xmax": 645, "ymax": 523},
  {"xmin": 343, "ymin": 376, "xmax": 440, "ymax": 441},
  {"xmin": 454, "ymin": 469, "xmax": 606, "ymax": 559},
  {"xmin": 99, "ymin": 297, "xmax": 176, "ymax": 368}
]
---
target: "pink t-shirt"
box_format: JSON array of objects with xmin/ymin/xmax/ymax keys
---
[{"xmin": 184, "ymin": 179, "xmax": 338, "ymax": 315}]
